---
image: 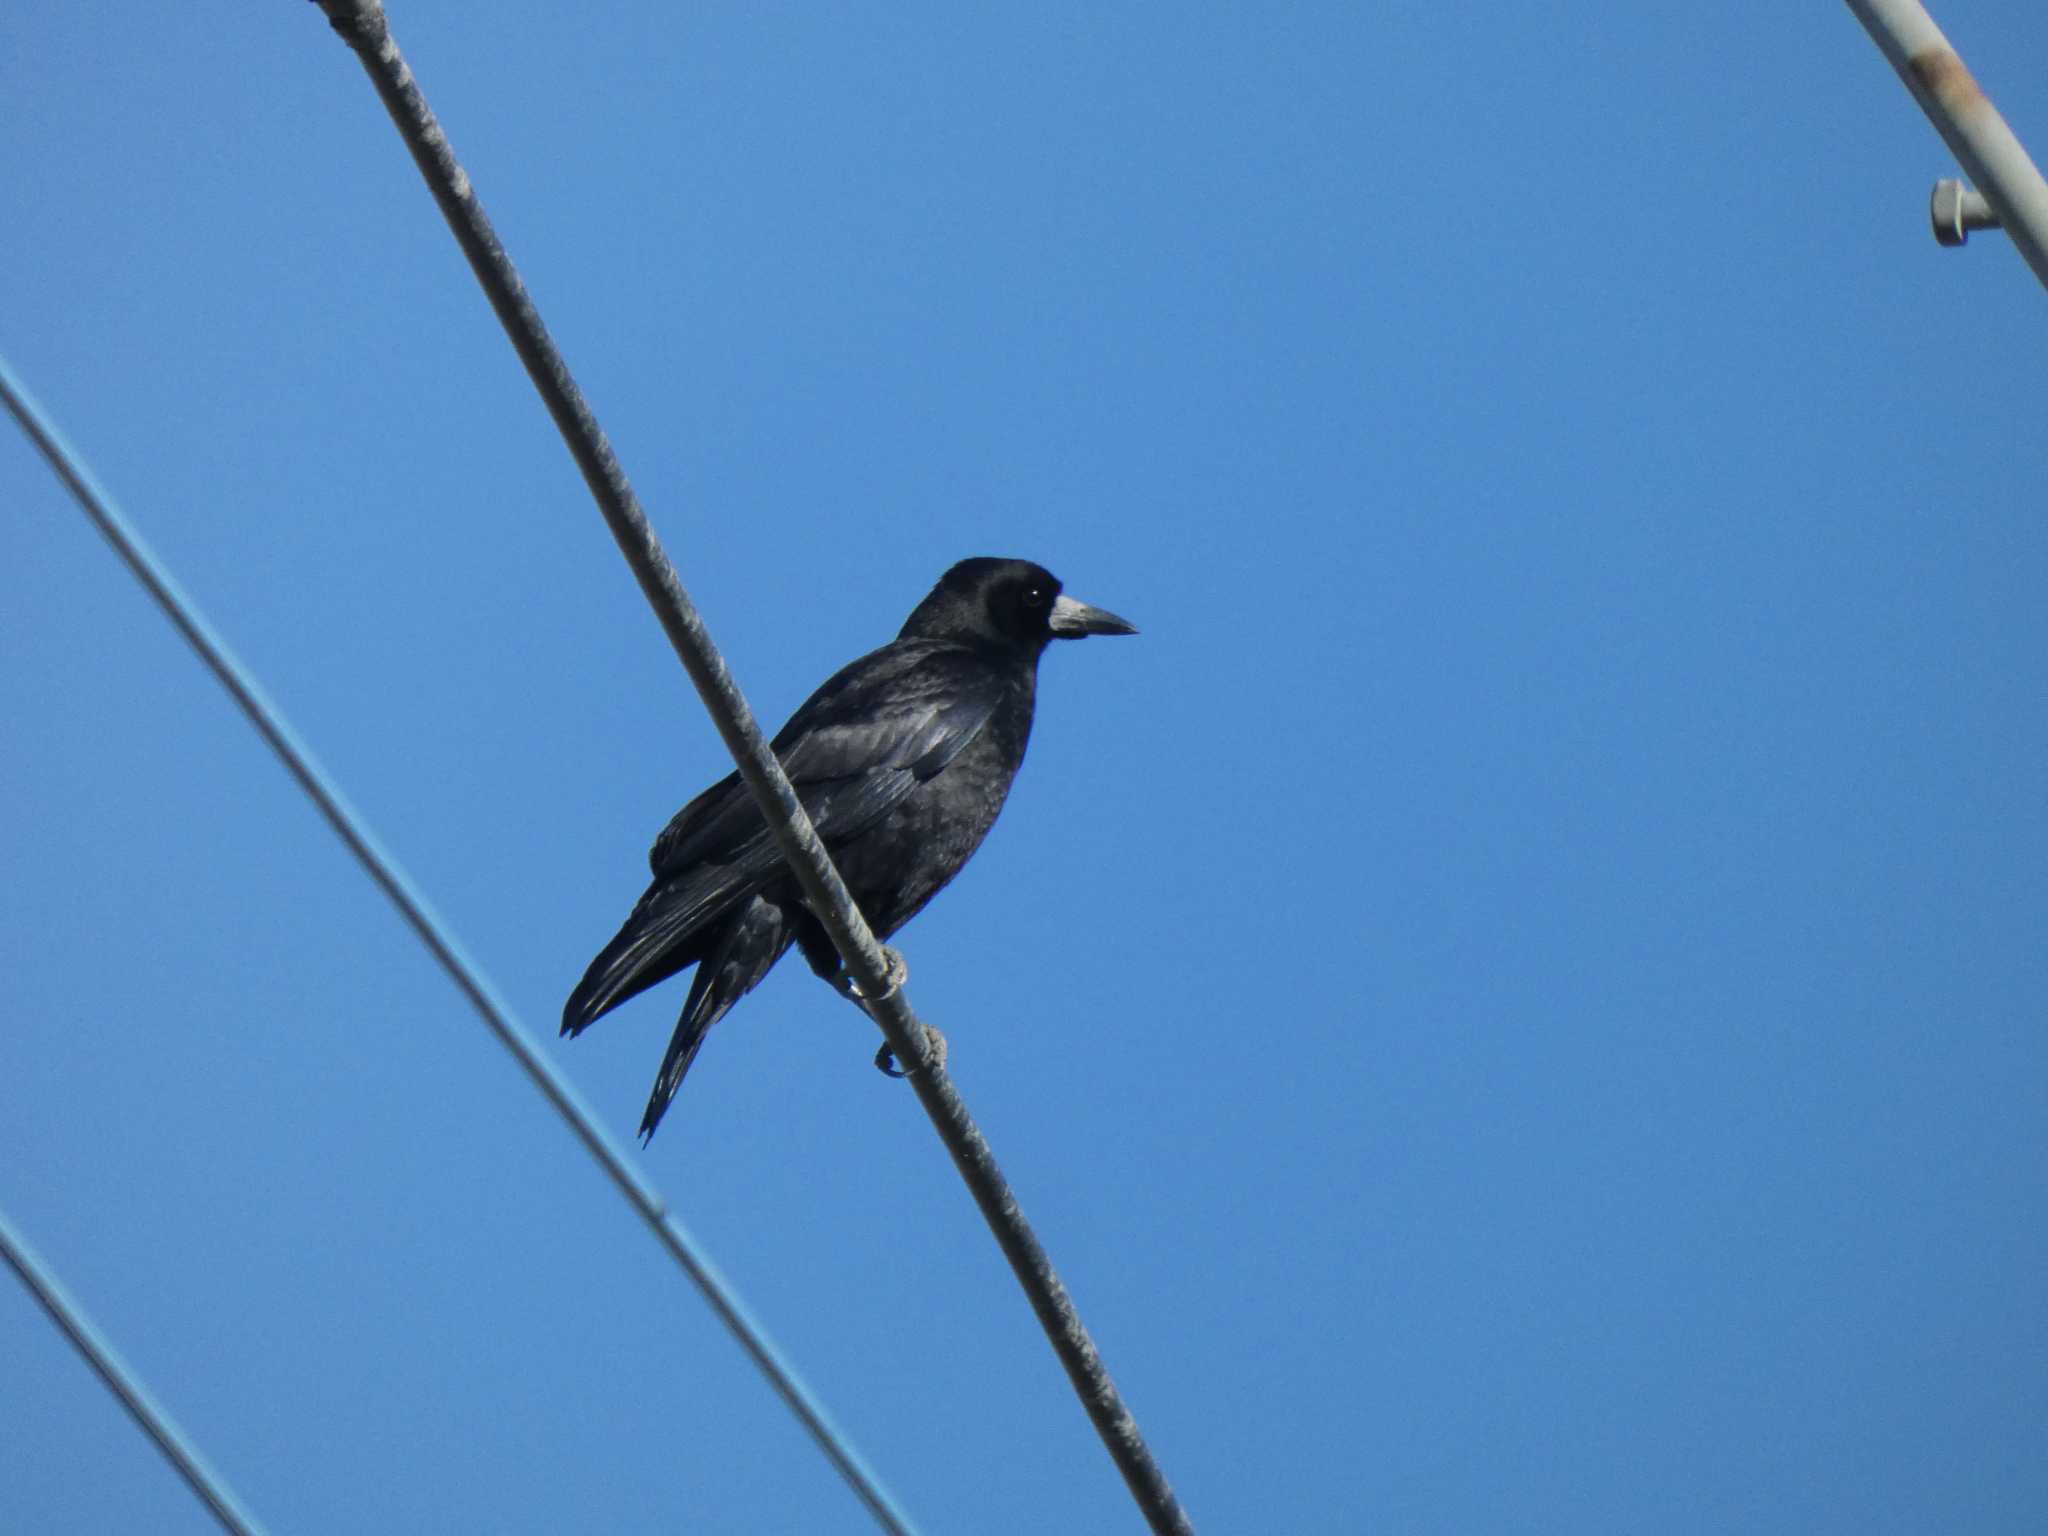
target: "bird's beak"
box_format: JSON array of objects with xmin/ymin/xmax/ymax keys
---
[{"xmin": 1048, "ymin": 594, "xmax": 1139, "ymax": 639}]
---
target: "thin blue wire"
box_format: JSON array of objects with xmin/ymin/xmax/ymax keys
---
[
  {"xmin": 0, "ymin": 1204, "xmax": 269, "ymax": 1536},
  {"xmin": 0, "ymin": 353, "xmax": 922, "ymax": 1536}
]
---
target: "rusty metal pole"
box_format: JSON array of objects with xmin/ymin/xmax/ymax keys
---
[{"xmin": 1846, "ymin": 0, "xmax": 2048, "ymax": 291}]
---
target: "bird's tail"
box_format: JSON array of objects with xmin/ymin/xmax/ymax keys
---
[
  {"xmin": 562, "ymin": 876, "xmax": 735, "ymax": 1037},
  {"xmin": 639, "ymin": 896, "xmax": 794, "ymax": 1140}
]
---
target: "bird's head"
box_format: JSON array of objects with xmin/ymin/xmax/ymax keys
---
[{"xmin": 900, "ymin": 558, "xmax": 1138, "ymax": 656}]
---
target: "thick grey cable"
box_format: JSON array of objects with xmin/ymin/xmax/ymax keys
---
[
  {"xmin": 0, "ymin": 1203, "xmax": 269, "ymax": 1536},
  {"xmin": 0, "ymin": 354, "xmax": 919, "ymax": 1536},
  {"xmin": 308, "ymin": 4, "xmax": 1194, "ymax": 1530}
]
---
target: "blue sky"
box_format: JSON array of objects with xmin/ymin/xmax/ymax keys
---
[{"xmin": 5, "ymin": 3, "xmax": 2046, "ymax": 1532}]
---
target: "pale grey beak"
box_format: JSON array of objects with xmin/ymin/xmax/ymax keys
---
[{"xmin": 1048, "ymin": 594, "xmax": 1139, "ymax": 639}]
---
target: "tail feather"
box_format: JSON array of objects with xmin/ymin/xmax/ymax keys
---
[
  {"xmin": 561, "ymin": 872, "xmax": 745, "ymax": 1036},
  {"xmin": 639, "ymin": 896, "xmax": 795, "ymax": 1140}
]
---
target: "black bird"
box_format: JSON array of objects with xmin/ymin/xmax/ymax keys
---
[{"xmin": 563, "ymin": 557, "xmax": 1137, "ymax": 1139}]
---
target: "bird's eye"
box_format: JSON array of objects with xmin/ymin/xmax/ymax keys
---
[{"xmin": 1022, "ymin": 586, "xmax": 1049, "ymax": 610}]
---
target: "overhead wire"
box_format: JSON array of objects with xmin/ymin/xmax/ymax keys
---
[
  {"xmin": 307, "ymin": 4, "xmax": 1193, "ymax": 1530},
  {"xmin": 0, "ymin": 1202, "xmax": 270, "ymax": 1536},
  {"xmin": 0, "ymin": 353, "xmax": 921, "ymax": 1536}
]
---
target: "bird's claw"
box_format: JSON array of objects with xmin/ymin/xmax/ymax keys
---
[
  {"xmin": 874, "ymin": 1022, "xmax": 948, "ymax": 1079},
  {"xmin": 834, "ymin": 945, "xmax": 935, "ymax": 1075},
  {"xmin": 844, "ymin": 945, "xmax": 909, "ymax": 1003}
]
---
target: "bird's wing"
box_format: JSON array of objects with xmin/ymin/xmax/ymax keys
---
[{"xmin": 647, "ymin": 642, "xmax": 999, "ymax": 881}]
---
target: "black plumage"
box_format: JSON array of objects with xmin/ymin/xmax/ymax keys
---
[{"xmin": 563, "ymin": 557, "xmax": 1137, "ymax": 1138}]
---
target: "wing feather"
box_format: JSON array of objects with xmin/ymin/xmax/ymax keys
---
[{"xmin": 647, "ymin": 641, "xmax": 997, "ymax": 880}]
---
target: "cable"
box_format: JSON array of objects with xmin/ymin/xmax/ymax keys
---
[
  {"xmin": 306, "ymin": 4, "xmax": 1194, "ymax": 1530},
  {"xmin": 0, "ymin": 1203, "xmax": 270, "ymax": 1536},
  {"xmin": 0, "ymin": 355, "xmax": 921, "ymax": 1536}
]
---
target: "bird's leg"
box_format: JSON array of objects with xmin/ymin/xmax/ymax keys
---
[
  {"xmin": 793, "ymin": 922, "xmax": 936, "ymax": 1073},
  {"xmin": 793, "ymin": 921, "xmax": 906, "ymax": 1002},
  {"xmin": 841, "ymin": 946, "xmax": 947, "ymax": 1074},
  {"xmin": 874, "ymin": 1022, "xmax": 948, "ymax": 1079},
  {"xmin": 822, "ymin": 946, "xmax": 947, "ymax": 1077},
  {"xmin": 805, "ymin": 941, "xmax": 910, "ymax": 1007},
  {"xmin": 847, "ymin": 944, "xmax": 908, "ymax": 1002}
]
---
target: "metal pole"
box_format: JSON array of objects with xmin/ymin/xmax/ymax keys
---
[{"xmin": 1846, "ymin": 0, "xmax": 2048, "ymax": 290}]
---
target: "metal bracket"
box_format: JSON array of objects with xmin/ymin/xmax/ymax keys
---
[{"xmin": 1930, "ymin": 178, "xmax": 2000, "ymax": 246}]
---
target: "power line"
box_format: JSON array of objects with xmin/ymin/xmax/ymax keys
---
[
  {"xmin": 307, "ymin": 4, "xmax": 1194, "ymax": 1530},
  {"xmin": 0, "ymin": 354, "xmax": 921, "ymax": 1536},
  {"xmin": 0, "ymin": 1203, "xmax": 270, "ymax": 1536}
]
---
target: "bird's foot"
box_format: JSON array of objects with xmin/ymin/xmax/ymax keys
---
[
  {"xmin": 874, "ymin": 1022, "xmax": 948, "ymax": 1079},
  {"xmin": 841, "ymin": 945, "xmax": 908, "ymax": 1004}
]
